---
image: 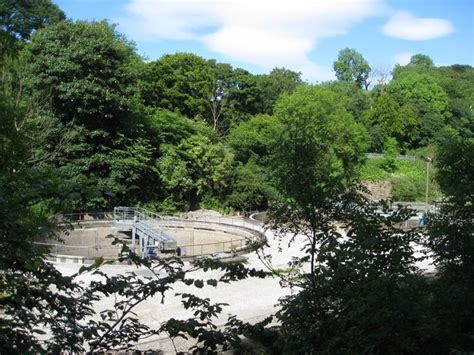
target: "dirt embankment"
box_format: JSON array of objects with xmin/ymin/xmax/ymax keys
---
[{"xmin": 362, "ymin": 180, "xmax": 392, "ymax": 201}]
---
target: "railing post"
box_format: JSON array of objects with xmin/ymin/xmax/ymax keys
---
[{"xmin": 132, "ymin": 227, "xmax": 136, "ymax": 248}]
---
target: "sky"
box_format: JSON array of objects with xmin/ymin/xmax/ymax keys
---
[{"xmin": 54, "ymin": 0, "xmax": 474, "ymax": 82}]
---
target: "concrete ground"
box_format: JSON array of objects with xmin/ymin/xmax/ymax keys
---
[{"xmin": 54, "ymin": 223, "xmax": 436, "ymax": 353}]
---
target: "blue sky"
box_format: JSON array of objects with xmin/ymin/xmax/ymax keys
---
[{"xmin": 54, "ymin": 0, "xmax": 473, "ymax": 82}]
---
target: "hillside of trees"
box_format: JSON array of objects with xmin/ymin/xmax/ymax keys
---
[
  {"xmin": 1, "ymin": 1, "xmax": 473, "ymax": 353},
  {"xmin": 2, "ymin": 8, "xmax": 473, "ymax": 213}
]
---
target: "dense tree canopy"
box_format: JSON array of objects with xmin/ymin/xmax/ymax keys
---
[
  {"xmin": 23, "ymin": 20, "xmax": 151, "ymax": 208},
  {"xmin": 271, "ymin": 85, "xmax": 369, "ymax": 205},
  {"xmin": 140, "ymin": 53, "xmax": 215, "ymax": 121},
  {"xmin": 227, "ymin": 114, "xmax": 283, "ymax": 165},
  {"xmin": 362, "ymin": 92, "xmax": 418, "ymax": 151},
  {"xmin": 0, "ymin": 0, "xmax": 65, "ymax": 41},
  {"xmin": 387, "ymin": 72, "xmax": 449, "ymax": 146},
  {"xmin": 1, "ymin": 3, "xmax": 473, "ymax": 352},
  {"xmin": 258, "ymin": 67, "xmax": 302, "ymax": 114},
  {"xmin": 25, "ymin": 20, "xmax": 138, "ymax": 128}
]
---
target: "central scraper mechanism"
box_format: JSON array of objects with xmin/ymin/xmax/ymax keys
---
[{"xmin": 113, "ymin": 206, "xmax": 177, "ymax": 258}]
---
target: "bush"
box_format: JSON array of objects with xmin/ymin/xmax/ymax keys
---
[
  {"xmin": 391, "ymin": 176, "xmax": 425, "ymax": 201},
  {"xmin": 380, "ymin": 156, "xmax": 397, "ymax": 172}
]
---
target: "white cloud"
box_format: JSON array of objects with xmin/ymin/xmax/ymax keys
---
[
  {"xmin": 392, "ymin": 52, "xmax": 413, "ymax": 65},
  {"xmin": 382, "ymin": 11, "xmax": 454, "ymax": 40},
  {"xmin": 118, "ymin": 0, "xmax": 386, "ymax": 81}
]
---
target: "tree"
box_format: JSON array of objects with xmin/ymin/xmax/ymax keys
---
[
  {"xmin": 0, "ymin": 93, "xmax": 26, "ymax": 172},
  {"xmin": 226, "ymin": 158, "xmax": 273, "ymax": 212},
  {"xmin": 23, "ymin": 20, "xmax": 154, "ymax": 208},
  {"xmin": 424, "ymin": 128, "xmax": 474, "ymax": 352},
  {"xmin": 361, "ymin": 92, "xmax": 419, "ymax": 151},
  {"xmin": 25, "ymin": 20, "xmax": 139, "ymax": 129},
  {"xmin": 227, "ymin": 114, "xmax": 283, "ymax": 165},
  {"xmin": 387, "ymin": 72, "xmax": 449, "ymax": 146},
  {"xmin": 157, "ymin": 134, "xmax": 234, "ymax": 211},
  {"xmin": 262, "ymin": 87, "xmax": 368, "ymax": 349},
  {"xmin": 258, "ymin": 67, "xmax": 302, "ymax": 114},
  {"xmin": 226, "ymin": 114, "xmax": 283, "ymax": 211},
  {"xmin": 254, "ymin": 85, "xmax": 435, "ymax": 353},
  {"xmin": 140, "ymin": 53, "xmax": 215, "ymax": 121},
  {"xmin": 390, "ymin": 59, "xmax": 473, "ymax": 141},
  {"xmin": 322, "ymin": 81, "xmax": 371, "ymax": 121},
  {"xmin": 333, "ymin": 48, "xmax": 371, "ymax": 89},
  {"xmin": 0, "ymin": 0, "xmax": 65, "ymax": 41},
  {"xmin": 221, "ymin": 68, "xmax": 265, "ymax": 123},
  {"xmin": 408, "ymin": 54, "xmax": 434, "ymax": 68},
  {"xmin": 147, "ymin": 108, "xmax": 212, "ymax": 147},
  {"xmin": 208, "ymin": 61, "xmax": 234, "ymax": 133},
  {"xmin": 0, "ymin": 64, "xmax": 264, "ymax": 352},
  {"xmin": 435, "ymin": 65, "xmax": 474, "ymax": 137},
  {"xmin": 434, "ymin": 128, "xmax": 473, "ymax": 206},
  {"xmin": 274, "ymin": 202, "xmax": 436, "ymax": 354},
  {"xmin": 270, "ymin": 85, "xmax": 369, "ymax": 204}
]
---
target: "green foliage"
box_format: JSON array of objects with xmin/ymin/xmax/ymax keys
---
[
  {"xmin": 140, "ymin": 53, "xmax": 215, "ymax": 121},
  {"xmin": 322, "ymin": 81, "xmax": 371, "ymax": 121},
  {"xmin": 0, "ymin": 0, "xmax": 65, "ymax": 41},
  {"xmin": 4, "ymin": 4, "xmax": 472, "ymax": 351},
  {"xmin": 158, "ymin": 134, "xmax": 234, "ymax": 210},
  {"xmin": 392, "ymin": 62, "xmax": 474, "ymax": 144},
  {"xmin": 391, "ymin": 176, "xmax": 425, "ymax": 201},
  {"xmin": 436, "ymin": 65, "xmax": 474, "ymax": 137},
  {"xmin": 0, "ymin": 124, "xmax": 265, "ymax": 352},
  {"xmin": 25, "ymin": 20, "xmax": 139, "ymax": 129},
  {"xmin": 207, "ymin": 61, "xmax": 234, "ymax": 132},
  {"xmin": 139, "ymin": 57, "xmax": 299, "ymax": 134},
  {"xmin": 358, "ymin": 157, "xmax": 390, "ymax": 181},
  {"xmin": 22, "ymin": 20, "xmax": 153, "ymax": 209},
  {"xmin": 378, "ymin": 137, "xmax": 399, "ymax": 172},
  {"xmin": 226, "ymin": 114, "xmax": 283, "ymax": 211},
  {"xmin": 227, "ymin": 113, "xmax": 283, "ymax": 165},
  {"xmin": 147, "ymin": 108, "xmax": 212, "ymax": 146},
  {"xmin": 0, "ymin": 94, "xmax": 26, "ymax": 172},
  {"xmin": 226, "ymin": 159, "xmax": 273, "ymax": 212},
  {"xmin": 362, "ymin": 92, "xmax": 419, "ymax": 151},
  {"xmin": 274, "ymin": 202, "xmax": 436, "ymax": 354},
  {"xmin": 0, "ymin": 166, "xmax": 97, "ymax": 353},
  {"xmin": 222, "ymin": 67, "xmax": 265, "ymax": 123},
  {"xmin": 258, "ymin": 67, "xmax": 302, "ymax": 114},
  {"xmin": 388, "ymin": 72, "xmax": 450, "ymax": 146},
  {"xmin": 202, "ymin": 62, "xmax": 297, "ymax": 133},
  {"xmin": 333, "ymin": 48, "xmax": 371, "ymax": 89},
  {"xmin": 271, "ymin": 85, "xmax": 369, "ymax": 206},
  {"xmin": 424, "ymin": 129, "xmax": 474, "ymax": 352},
  {"xmin": 435, "ymin": 127, "xmax": 474, "ymax": 206},
  {"xmin": 408, "ymin": 54, "xmax": 434, "ymax": 68}
]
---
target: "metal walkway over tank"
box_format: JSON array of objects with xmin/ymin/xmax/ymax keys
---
[{"xmin": 113, "ymin": 206, "xmax": 177, "ymax": 258}]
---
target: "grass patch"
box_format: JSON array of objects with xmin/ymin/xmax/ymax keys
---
[{"xmin": 358, "ymin": 157, "xmax": 441, "ymax": 202}]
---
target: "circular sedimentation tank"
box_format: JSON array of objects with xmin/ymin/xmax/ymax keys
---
[{"xmin": 40, "ymin": 215, "xmax": 265, "ymax": 264}]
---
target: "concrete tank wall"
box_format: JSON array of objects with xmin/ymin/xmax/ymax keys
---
[{"xmin": 42, "ymin": 218, "xmax": 264, "ymax": 262}]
